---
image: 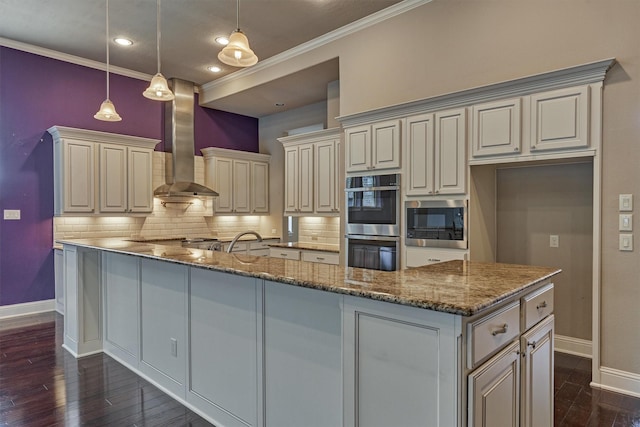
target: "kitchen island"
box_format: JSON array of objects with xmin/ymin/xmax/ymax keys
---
[{"xmin": 59, "ymin": 238, "xmax": 560, "ymax": 427}]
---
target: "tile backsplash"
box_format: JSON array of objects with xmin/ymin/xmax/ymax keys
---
[{"xmin": 298, "ymin": 216, "xmax": 340, "ymax": 246}]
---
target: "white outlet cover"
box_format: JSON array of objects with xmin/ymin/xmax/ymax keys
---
[
  {"xmin": 549, "ymin": 235, "xmax": 559, "ymax": 248},
  {"xmin": 619, "ymin": 194, "xmax": 633, "ymax": 212},
  {"xmin": 619, "ymin": 234, "xmax": 634, "ymax": 251},
  {"xmin": 3, "ymin": 209, "xmax": 21, "ymax": 220},
  {"xmin": 619, "ymin": 214, "xmax": 633, "ymax": 231}
]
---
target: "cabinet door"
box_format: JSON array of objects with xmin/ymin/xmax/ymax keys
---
[
  {"xmin": 435, "ymin": 108, "xmax": 466, "ymax": 195},
  {"xmin": 213, "ymin": 157, "xmax": 234, "ymax": 213},
  {"xmin": 127, "ymin": 147, "xmax": 153, "ymax": 213},
  {"xmin": 530, "ymin": 86, "xmax": 589, "ymax": 152},
  {"xmin": 103, "ymin": 252, "xmax": 139, "ymax": 367},
  {"xmin": 521, "ymin": 315, "xmax": 554, "ymax": 427},
  {"xmin": 99, "ymin": 144, "xmax": 127, "ymax": 213},
  {"xmin": 54, "ymin": 249, "xmax": 64, "ymax": 314},
  {"xmin": 406, "ymin": 113, "xmax": 435, "ymax": 195},
  {"xmin": 189, "ymin": 269, "xmax": 259, "ymax": 427},
  {"xmin": 335, "ymin": 140, "xmax": 342, "ymax": 212},
  {"xmin": 298, "ymin": 143, "xmax": 314, "ymax": 213},
  {"xmin": 140, "ymin": 259, "xmax": 187, "ymax": 397},
  {"xmin": 284, "ymin": 147, "xmax": 299, "ymax": 214},
  {"xmin": 265, "ymin": 281, "xmax": 342, "ymax": 427},
  {"xmin": 63, "ymin": 140, "xmax": 95, "ymax": 213},
  {"xmin": 372, "ymin": 119, "xmax": 401, "ymax": 170},
  {"xmin": 471, "ymin": 98, "xmax": 521, "ymax": 157},
  {"xmin": 468, "ymin": 340, "xmax": 520, "ymax": 427},
  {"xmin": 315, "ymin": 139, "xmax": 336, "ymax": 213},
  {"xmin": 251, "ymin": 161, "xmax": 269, "ymax": 214},
  {"xmin": 345, "ymin": 125, "xmax": 370, "ymax": 172},
  {"xmin": 232, "ymin": 159, "xmax": 251, "ymax": 213}
]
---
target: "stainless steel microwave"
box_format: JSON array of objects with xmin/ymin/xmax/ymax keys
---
[{"xmin": 405, "ymin": 200, "xmax": 467, "ymax": 249}]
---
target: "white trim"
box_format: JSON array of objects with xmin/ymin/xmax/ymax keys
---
[
  {"xmin": 554, "ymin": 334, "xmax": 592, "ymax": 359},
  {"xmin": 47, "ymin": 125, "xmax": 160, "ymax": 149},
  {"xmin": 0, "ymin": 37, "xmax": 153, "ymax": 82},
  {"xmin": 201, "ymin": 0, "xmax": 431, "ymax": 92},
  {"xmin": 0, "ymin": 299, "xmax": 56, "ymax": 319},
  {"xmin": 593, "ymin": 367, "xmax": 640, "ymax": 399}
]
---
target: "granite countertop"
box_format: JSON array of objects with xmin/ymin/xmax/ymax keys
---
[
  {"xmin": 58, "ymin": 238, "xmax": 560, "ymax": 316},
  {"xmin": 268, "ymin": 242, "xmax": 340, "ymax": 253}
]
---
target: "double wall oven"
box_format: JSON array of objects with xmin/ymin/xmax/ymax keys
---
[{"xmin": 345, "ymin": 173, "xmax": 400, "ymax": 271}]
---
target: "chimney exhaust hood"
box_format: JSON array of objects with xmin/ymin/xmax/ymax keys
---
[{"xmin": 153, "ymin": 78, "xmax": 219, "ymax": 199}]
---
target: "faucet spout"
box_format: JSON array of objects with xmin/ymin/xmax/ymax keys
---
[{"xmin": 226, "ymin": 231, "xmax": 263, "ymax": 253}]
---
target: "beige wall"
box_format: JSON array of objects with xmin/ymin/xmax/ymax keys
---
[
  {"xmin": 211, "ymin": 0, "xmax": 640, "ymax": 375},
  {"xmin": 496, "ymin": 163, "xmax": 593, "ymax": 341}
]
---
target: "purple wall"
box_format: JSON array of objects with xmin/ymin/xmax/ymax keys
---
[{"xmin": 0, "ymin": 47, "xmax": 258, "ymax": 307}]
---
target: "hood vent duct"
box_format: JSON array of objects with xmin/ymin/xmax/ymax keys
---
[{"xmin": 153, "ymin": 78, "xmax": 219, "ymax": 199}]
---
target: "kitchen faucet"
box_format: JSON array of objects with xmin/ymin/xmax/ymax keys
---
[{"xmin": 226, "ymin": 230, "xmax": 263, "ymax": 253}]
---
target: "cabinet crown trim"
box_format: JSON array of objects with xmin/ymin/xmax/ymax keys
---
[
  {"xmin": 278, "ymin": 127, "xmax": 342, "ymax": 145},
  {"xmin": 48, "ymin": 126, "xmax": 159, "ymax": 149},
  {"xmin": 201, "ymin": 147, "xmax": 270, "ymax": 162},
  {"xmin": 337, "ymin": 58, "xmax": 615, "ymax": 127}
]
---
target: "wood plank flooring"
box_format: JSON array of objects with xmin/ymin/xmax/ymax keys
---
[{"xmin": 1, "ymin": 311, "xmax": 639, "ymax": 426}]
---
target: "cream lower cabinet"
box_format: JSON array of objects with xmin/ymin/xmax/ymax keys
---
[
  {"xmin": 54, "ymin": 248, "xmax": 64, "ymax": 314},
  {"xmin": 49, "ymin": 126, "xmax": 158, "ymax": 215},
  {"xmin": 405, "ymin": 247, "xmax": 468, "ymax": 268},
  {"xmin": 202, "ymin": 147, "xmax": 271, "ymax": 215}
]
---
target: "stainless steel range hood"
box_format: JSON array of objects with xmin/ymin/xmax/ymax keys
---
[{"xmin": 153, "ymin": 78, "xmax": 219, "ymax": 199}]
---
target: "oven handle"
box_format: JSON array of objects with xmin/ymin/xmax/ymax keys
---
[
  {"xmin": 346, "ymin": 234, "xmax": 400, "ymax": 242},
  {"xmin": 345, "ymin": 186, "xmax": 400, "ymax": 192}
]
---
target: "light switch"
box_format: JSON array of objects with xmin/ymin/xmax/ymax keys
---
[
  {"xmin": 549, "ymin": 235, "xmax": 559, "ymax": 248},
  {"xmin": 3, "ymin": 210, "xmax": 20, "ymax": 220},
  {"xmin": 619, "ymin": 234, "xmax": 634, "ymax": 251},
  {"xmin": 619, "ymin": 214, "xmax": 633, "ymax": 231},
  {"xmin": 619, "ymin": 194, "xmax": 633, "ymax": 212}
]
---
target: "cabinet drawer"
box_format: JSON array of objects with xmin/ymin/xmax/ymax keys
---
[
  {"xmin": 269, "ymin": 248, "xmax": 301, "ymax": 260},
  {"xmin": 301, "ymin": 251, "xmax": 339, "ymax": 265},
  {"xmin": 405, "ymin": 247, "xmax": 467, "ymax": 268},
  {"xmin": 468, "ymin": 301, "xmax": 520, "ymax": 368},
  {"xmin": 523, "ymin": 283, "xmax": 554, "ymax": 331}
]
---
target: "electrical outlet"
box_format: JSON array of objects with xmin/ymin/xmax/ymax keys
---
[
  {"xmin": 549, "ymin": 235, "xmax": 559, "ymax": 248},
  {"xmin": 271, "ymin": 228, "xmax": 277, "ymax": 234},
  {"xmin": 3, "ymin": 210, "xmax": 20, "ymax": 220}
]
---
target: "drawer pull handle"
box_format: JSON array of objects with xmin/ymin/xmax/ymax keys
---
[
  {"xmin": 491, "ymin": 324, "xmax": 508, "ymax": 336},
  {"xmin": 428, "ymin": 258, "xmax": 441, "ymax": 262},
  {"xmin": 280, "ymin": 253, "xmax": 288, "ymax": 257},
  {"xmin": 316, "ymin": 257, "xmax": 325, "ymax": 260},
  {"xmin": 528, "ymin": 340, "xmax": 537, "ymax": 349},
  {"xmin": 536, "ymin": 301, "xmax": 547, "ymax": 310}
]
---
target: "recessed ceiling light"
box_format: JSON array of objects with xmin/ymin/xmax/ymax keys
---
[
  {"xmin": 208, "ymin": 65, "xmax": 222, "ymax": 73},
  {"xmin": 114, "ymin": 37, "xmax": 133, "ymax": 46},
  {"xmin": 275, "ymin": 103, "xmax": 285, "ymax": 107},
  {"xmin": 215, "ymin": 36, "xmax": 229, "ymax": 46}
]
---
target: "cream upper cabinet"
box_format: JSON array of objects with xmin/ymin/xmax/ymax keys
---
[
  {"xmin": 435, "ymin": 108, "xmax": 466, "ymax": 195},
  {"xmin": 202, "ymin": 147, "xmax": 271, "ymax": 215},
  {"xmin": 530, "ymin": 85, "xmax": 589, "ymax": 152},
  {"xmin": 279, "ymin": 128, "xmax": 341, "ymax": 216},
  {"xmin": 471, "ymin": 98, "xmax": 522, "ymax": 158},
  {"xmin": 406, "ymin": 113, "xmax": 435, "ymax": 195},
  {"xmin": 49, "ymin": 126, "xmax": 158, "ymax": 216},
  {"xmin": 345, "ymin": 119, "xmax": 401, "ymax": 173},
  {"xmin": 99, "ymin": 144, "xmax": 154, "ymax": 213}
]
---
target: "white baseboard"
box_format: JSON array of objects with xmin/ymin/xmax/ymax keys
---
[
  {"xmin": 554, "ymin": 334, "xmax": 592, "ymax": 358},
  {"xmin": 0, "ymin": 299, "xmax": 56, "ymax": 319},
  {"xmin": 594, "ymin": 367, "xmax": 640, "ymax": 399}
]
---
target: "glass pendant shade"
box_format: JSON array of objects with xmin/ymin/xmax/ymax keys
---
[
  {"xmin": 218, "ymin": 30, "xmax": 258, "ymax": 67},
  {"xmin": 94, "ymin": 99, "xmax": 122, "ymax": 122},
  {"xmin": 143, "ymin": 73, "xmax": 175, "ymax": 100}
]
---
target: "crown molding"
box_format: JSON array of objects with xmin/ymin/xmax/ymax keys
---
[
  {"xmin": 0, "ymin": 37, "xmax": 153, "ymax": 82},
  {"xmin": 277, "ymin": 127, "xmax": 341, "ymax": 145},
  {"xmin": 338, "ymin": 58, "xmax": 616, "ymax": 127},
  {"xmin": 200, "ymin": 147, "xmax": 271, "ymax": 162},
  {"xmin": 200, "ymin": 0, "xmax": 432, "ymax": 93},
  {"xmin": 47, "ymin": 126, "xmax": 160, "ymax": 149}
]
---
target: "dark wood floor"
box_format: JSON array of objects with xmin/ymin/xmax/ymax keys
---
[{"xmin": 2, "ymin": 312, "xmax": 640, "ymax": 426}]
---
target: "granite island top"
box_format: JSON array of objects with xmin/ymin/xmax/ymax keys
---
[
  {"xmin": 58, "ymin": 238, "xmax": 561, "ymax": 316},
  {"xmin": 268, "ymin": 242, "xmax": 340, "ymax": 253}
]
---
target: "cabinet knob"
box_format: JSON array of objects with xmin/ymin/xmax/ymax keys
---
[
  {"xmin": 491, "ymin": 323, "xmax": 509, "ymax": 336},
  {"xmin": 514, "ymin": 147, "xmax": 519, "ymax": 152},
  {"xmin": 531, "ymin": 145, "xmax": 537, "ymax": 150}
]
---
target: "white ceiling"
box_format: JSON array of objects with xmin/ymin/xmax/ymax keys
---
[{"xmin": 0, "ymin": 0, "xmax": 402, "ymax": 117}]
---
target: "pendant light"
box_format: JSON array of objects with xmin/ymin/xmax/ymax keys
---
[
  {"xmin": 143, "ymin": 0, "xmax": 174, "ymax": 101},
  {"xmin": 218, "ymin": 0, "xmax": 258, "ymax": 67},
  {"xmin": 95, "ymin": 0, "xmax": 122, "ymax": 121}
]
